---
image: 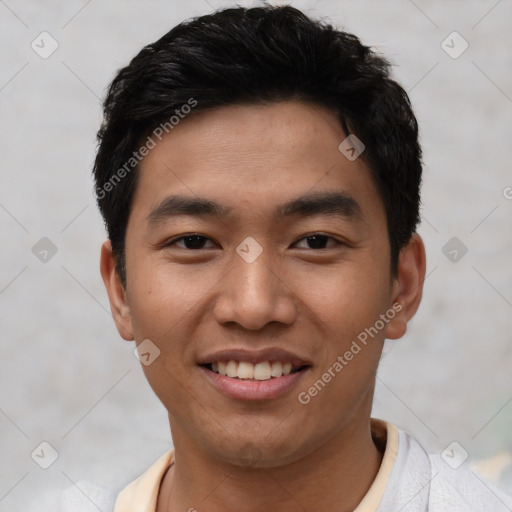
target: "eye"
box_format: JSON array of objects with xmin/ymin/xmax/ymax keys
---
[
  {"xmin": 293, "ymin": 234, "xmax": 341, "ymax": 250},
  {"xmin": 164, "ymin": 234, "xmax": 216, "ymax": 250},
  {"xmin": 162, "ymin": 233, "xmax": 341, "ymax": 251}
]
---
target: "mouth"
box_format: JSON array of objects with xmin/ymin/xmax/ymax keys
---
[
  {"xmin": 201, "ymin": 360, "xmax": 310, "ymax": 381},
  {"xmin": 198, "ymin": 351, "xmax": 311, "ymax": 400}
]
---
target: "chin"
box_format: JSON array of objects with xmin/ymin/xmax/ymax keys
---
[{"xmin": 211, "ymin": 436, "xmax": 304, "ymax": 470}]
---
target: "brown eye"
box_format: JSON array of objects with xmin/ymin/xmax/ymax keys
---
[
  {"xmin": 293, "ymin": 234, "xmax": 340, "ymax": 249},
  {"xmin": 165, "ymin": 235, "xmax": 215, "ymax": 249}
]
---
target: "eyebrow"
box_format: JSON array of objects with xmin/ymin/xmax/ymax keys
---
[{"xmin": 146, "ymin": 191, "xmax": 362, "ymax": 228}]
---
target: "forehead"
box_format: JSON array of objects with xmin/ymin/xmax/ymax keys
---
[{"xmin": 129, "ymin": 101, "xmax": 382, "ymax": 225}]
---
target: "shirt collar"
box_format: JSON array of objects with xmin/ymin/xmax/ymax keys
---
[{"xmin": 113, "ymin": 418, "xmax": 399, "ymax": 512}]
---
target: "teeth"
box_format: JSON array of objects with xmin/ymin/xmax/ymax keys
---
[
  {"xmin": 253, "ymin": 362, "xmax": 271, "ymax": 380},
  {"xmin": 237, "ymin": 361, "xmax": 253, "ymax": 379},
  {"xmin": 211, "ymin": 360, "xmax": 301, "ymax": 380},
  {"xmin": 226, "ymin": 360, "xmax": 238, "ymax": 378},
  {"xmin": 271, "ymin": 361, "xmax": 283, "ymax": 377}
]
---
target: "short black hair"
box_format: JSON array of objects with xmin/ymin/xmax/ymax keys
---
[{"xmin": 93, "ymin": 4, "xmax": 422, "ymax": 287}]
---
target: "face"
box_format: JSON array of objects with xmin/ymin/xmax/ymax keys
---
[{"xmin": 102, "ymin": 100, "xmax": 423, "ymax": 468}]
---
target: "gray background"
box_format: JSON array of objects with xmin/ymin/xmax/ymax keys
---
[{"xmin": 1, "ymin": 0, "xmax": 511, "ymax": 510}]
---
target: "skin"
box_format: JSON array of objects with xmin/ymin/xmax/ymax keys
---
[{"xmin": 100, "ymin": 100, "xmax": 426, "ymax": 512}]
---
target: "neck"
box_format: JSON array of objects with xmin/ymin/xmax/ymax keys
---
[{"xmin": 157, "ymin": 416, "xmax": 384, "ymax": 512}]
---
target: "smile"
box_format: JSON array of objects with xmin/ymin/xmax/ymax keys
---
[
  {"xmin": 204, "ymin": 360, "xmax": 307, "ymax": 381},
  {"xmin": 200, "ymin": 362, "xmax": 310, "ymax": 401}
]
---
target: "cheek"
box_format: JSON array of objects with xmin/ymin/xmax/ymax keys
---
[
  {"xmin": 294, "ymin": 259, "xmax": 391, "ymax": 341},
  {"xmin": 126, "ymin": 265, "xmax": 203, "ymax": 409},
  {"xmin": 126, "ymin": 259, "xmax": 222, "ymax": 385},
  {"xmin": 126, "ymin": 257, "xmax": 204, "ymax": 336},
  {"xmin": 296, "ymin": 266, "xmax": 388, "ymax": 417}
]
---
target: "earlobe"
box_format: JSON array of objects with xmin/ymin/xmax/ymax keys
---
[
  {"xmin": 385, "ymin": 233, "xmax": 426, "ymax": 340},
  {"xmin": 100, "ymin": 240, "xmax": 134, "ymax": 341}
]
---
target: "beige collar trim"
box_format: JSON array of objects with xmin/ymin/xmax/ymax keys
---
[
  {"xmin": 354, "ymin": 419, "xmax": 399, "ymax": 512},
  {"xmin": 113, "ymin": 450, "xmax": 175, "ymax": 512}
]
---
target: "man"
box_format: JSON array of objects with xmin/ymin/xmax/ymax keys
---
[{"xmin": 63, "ymin": 4, "xmax": 512, "ymax": 511}]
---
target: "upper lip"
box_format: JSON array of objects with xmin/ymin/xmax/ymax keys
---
[{"xmin": 197, "ymin": 348, "xmax": 312, "ymax": 367}]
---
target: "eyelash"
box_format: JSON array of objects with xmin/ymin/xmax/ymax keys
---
[{"xmin": 162, "ymin": 233, "xmax": 343, "ymax": 250}]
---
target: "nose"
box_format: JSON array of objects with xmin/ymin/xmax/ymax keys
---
[{"xmin": 212, "ymin": 245, "xmax": 297, "ymax": 331}]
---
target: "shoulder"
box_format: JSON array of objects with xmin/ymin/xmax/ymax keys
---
[
  {"xmin": 61, "ymin": 479, "xmax": 118, "ymax": 511},
  {"xmin": 428, "ymin": 453, "xmax": 512, "ymax": 512},
  {"xmin": 387, "ymin": 426, "xmax": 512, "ymax": 512},
  {"xmin": 28, "ymin": 480, "xmax": 118, "ymax": 512}
]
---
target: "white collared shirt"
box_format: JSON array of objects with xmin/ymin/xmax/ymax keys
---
[{"xmin": 52, "ymin": 419, "xmax": 512, "ymax": 511}]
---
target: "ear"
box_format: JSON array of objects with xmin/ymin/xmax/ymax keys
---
[
  {"xmin": 385, "ymin": 233, "xmax": 426, "ymax": 340},
  {"xmin": 100, "ymin": 240, "xmax": 134, "ymax": 341}
]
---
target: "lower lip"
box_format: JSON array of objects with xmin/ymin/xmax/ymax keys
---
[{"xmin": 199, "ymin": 366, "xmax": 309, "ymax": 401}]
